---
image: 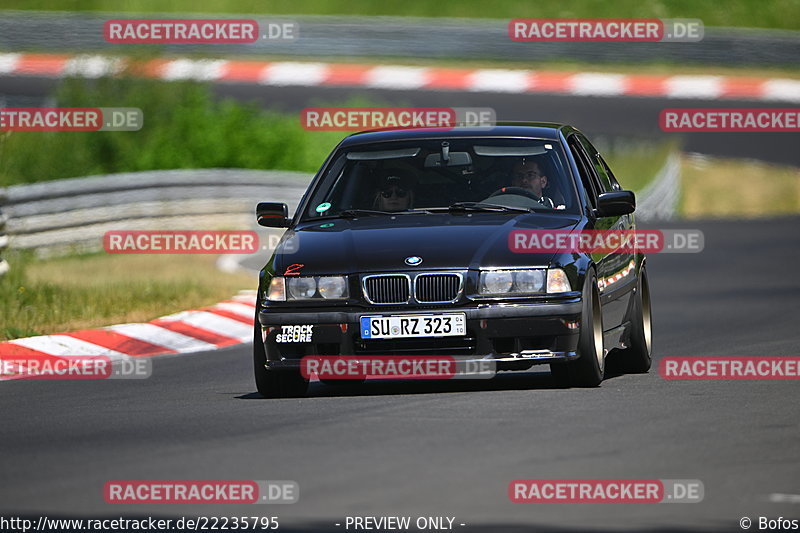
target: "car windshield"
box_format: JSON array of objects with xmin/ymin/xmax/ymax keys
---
[{"xmin": 301, "ymin": 137, "xmax": 580, "ymax": 221}]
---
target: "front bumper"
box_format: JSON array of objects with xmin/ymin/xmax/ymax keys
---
[{"xmin": 258, "ymin": 299, "xmax": 582, "ymax": 371}]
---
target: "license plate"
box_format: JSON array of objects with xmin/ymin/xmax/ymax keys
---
[{"xmin": 360, "ymin": 314, "xmax": 466, "ymax": 339}]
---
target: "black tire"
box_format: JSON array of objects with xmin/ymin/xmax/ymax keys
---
[
  {"xmin": 320, "ymin": 378, "xmax": 366, "ymax": 387},
  {"xmin": 253, "ymin": 319, "xmax": 308, "ymax": 398},
  {"xmin": 549, "ymin": 362, "xmax": 571, "ymax": 388},
  {"xmin": 550, "ymin": 270, "xmax": 605, "ymax": 388},
  {"xmin": 618, "ymin": 265, "xmax": 653, "ymax": 373}
]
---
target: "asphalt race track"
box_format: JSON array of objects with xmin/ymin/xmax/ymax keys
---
[{"xmin": 1, "ymin": 217, "xmax": 799, "ymax": 532}]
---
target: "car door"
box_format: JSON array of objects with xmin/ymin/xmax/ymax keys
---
[{"xmin": 567, "ymin": 134, "xmax": 633, "ymax": 334}]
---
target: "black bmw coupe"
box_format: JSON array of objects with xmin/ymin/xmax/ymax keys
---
[{"xmin": 254, "ymin": 123, "xmax": 653, "ymax": 397}]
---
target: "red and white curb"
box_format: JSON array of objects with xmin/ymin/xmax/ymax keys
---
[
  {"xmin": 0, "ymin": 52, "xmax": 798, "ymax": 102},
  {"xmin": 0, "ymin": 290, "xmax": 256, "ymax": 380}
]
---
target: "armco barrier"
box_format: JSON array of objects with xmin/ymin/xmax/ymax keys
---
[
  {"xmin": 635, "ymin": 153, "xmax": 682, "ymax": 221},
  {"xmin": 1, "ymin": 169, "xmax": 311, "ymax": 258}
]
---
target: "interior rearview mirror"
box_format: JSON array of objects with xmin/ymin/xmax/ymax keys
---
[{"xmin": 424, "ymin": 152, "xmax": 472, "ymax": 168}]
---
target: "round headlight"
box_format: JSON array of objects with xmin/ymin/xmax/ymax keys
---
[
  {"xmin": 318, "ymin": 276, "xmax": 347, "ymax": 299},
  {"xmin": 514, "ymin": 270, "xmax": 545, "ymax": 293},
  {"xmin": 287, "ymin": 277, "xmax": 317, "ymax": 299},
  {"xmin": 482, "ymin": 271, "xmax": 513, "ymax": 294}
]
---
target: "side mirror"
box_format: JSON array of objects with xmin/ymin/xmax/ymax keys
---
[
  {"xmin": 595, "ymin": 190, "xmax": 635, "ymax": 218},
  {"xmin": 256, "ymin": 202, "xmax": 289, "ymax": 227}
]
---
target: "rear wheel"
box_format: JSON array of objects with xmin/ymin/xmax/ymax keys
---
[
  {"xmin": 618, "ymin": 265, "xmax": 653, "ymax": 373},
  {"xmin": 253, "ymin": 319, "xmax": 308, "ymax": 398},
  {"xmin": 551, "ymin": 271, "xmax": 605, "ymax": 388}
]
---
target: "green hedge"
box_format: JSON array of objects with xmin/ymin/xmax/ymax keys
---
[{"xmin": 0, "ymin": 76, "xmax": 344, "ymax": 186}]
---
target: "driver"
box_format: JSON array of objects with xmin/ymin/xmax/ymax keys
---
[
  {"xmin": 372, "ymin": 169, "xmax": 415, "ymax": 212},
  {"xmin": 511, "ymin": 158, "xmax": 554, "ymax": 208}
]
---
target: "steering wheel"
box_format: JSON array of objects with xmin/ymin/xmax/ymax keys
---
[{"xmin": 487, "ymin": 186, "xmax": 542, "ymax": 201}]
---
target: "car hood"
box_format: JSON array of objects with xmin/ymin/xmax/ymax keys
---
[{"xmin": 271, "ymin": 213, "xmax": 580, "ymax": 275}]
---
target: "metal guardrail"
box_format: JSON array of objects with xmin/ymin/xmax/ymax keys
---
[
  {"xmin": 1, "ymin": 169, "xmax": 311, "ymax": 260},
  {"xmin": 635, "ymin": 153, "xmax": 682, "ymax": 221},
  {"xmin": 0, "ymin": 11, "xmax": 798, "ymax": 67}
]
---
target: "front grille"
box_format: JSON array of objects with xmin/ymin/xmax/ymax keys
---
[
  {"xmin": 415, "ymin": 273, "xmax": 462, "ymax": 303},
  {"xmin": 363, "ymin": 275, "xmax": 410, "ymax": 304}
]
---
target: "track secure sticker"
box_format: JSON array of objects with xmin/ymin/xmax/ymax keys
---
[
  {"xmin": 316, "ymin": 202, "xmax": 331, "ymax": 213},
  {"xmin": 275, "ymin": 325, "xmax": 314, "ymax": 343}
]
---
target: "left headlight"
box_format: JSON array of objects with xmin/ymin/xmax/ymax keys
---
[
  {"xmin": 266, "ymin": 276, "xmax": 349, "ymax": 301},
  {"xmin": 479, "ymin": 269, "xmax": 546, "ymax": 295}
]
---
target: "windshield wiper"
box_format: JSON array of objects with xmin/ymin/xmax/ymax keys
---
[
  {"xmin": 312, "ymin": 208, "xmax": 427, "ymax": 221},
  {"xmin": 338, "ymin": 209, "xmax": 396, "ymax": 218},
  {"xmin": 446, "ymin": 202, "xmax": 534, "ymax": 213}
]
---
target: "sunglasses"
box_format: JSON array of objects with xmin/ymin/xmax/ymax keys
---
[{"xmin": 381, "ymin": 187, "xmax": 408, "ymax": 198}]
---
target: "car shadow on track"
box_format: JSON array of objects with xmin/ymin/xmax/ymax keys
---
[{"xmin": 238, "ymin": 352, "xmax": 631, "ymax": 400}]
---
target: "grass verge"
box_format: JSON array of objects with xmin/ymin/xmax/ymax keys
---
[
  {"xmin": 0, "ymin": 251, "xmax": 255, "ymax": 341},
  {"xmin": 601, "ymin": 139, "xmax": 678, "ymax": 193},
  {"xmin": 680, "ymin": 154, "xmax": 800, "ymax": 218}
]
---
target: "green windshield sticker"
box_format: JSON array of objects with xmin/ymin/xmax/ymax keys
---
[
  {"xmin": 316, "ymin": 202, "xmax": 331, "ymax": 213},
  {"xmin": 320, "ymin": 223, "xmax": 335, "ymax": 228}
]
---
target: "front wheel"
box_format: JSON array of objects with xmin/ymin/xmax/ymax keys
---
[
  {"xmin": 253, "ymin": 319, "xmax": 308, "ymax": 398},
  {"xmin": 320, "ymin": 378, "xmax": 366, "ymax": 387},
  {"xmin": 551, "ymin": 270, "xmax": 605, "ymax": 388}
]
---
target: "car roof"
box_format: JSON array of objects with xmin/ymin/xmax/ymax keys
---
[{"xmin": 338, "ymin": 122, "xmax": 573, "ymax": 147}]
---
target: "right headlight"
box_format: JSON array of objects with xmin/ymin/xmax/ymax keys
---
[
  {"xmin": 287, "ymin": 277, "xmax": 317, "ymax": 299},
  {"xmin": 268, "ymin": 275, "xmax": 349, "ymax": 301},
  {"xmin": 317, "ymin": 276, "xmax": 348, "ymax": 299}
]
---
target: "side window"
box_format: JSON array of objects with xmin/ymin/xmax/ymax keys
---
[
  {"xmin": 577, "ymin": 134, "xmax": 614, "ymax": 193},
  {"xmin": 567, "ymin": 136, "xmax": 599, "ymax": 209},
  {"xmin": 597, "ymin": 153, "xmax": 622, "ymax": 190}
]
